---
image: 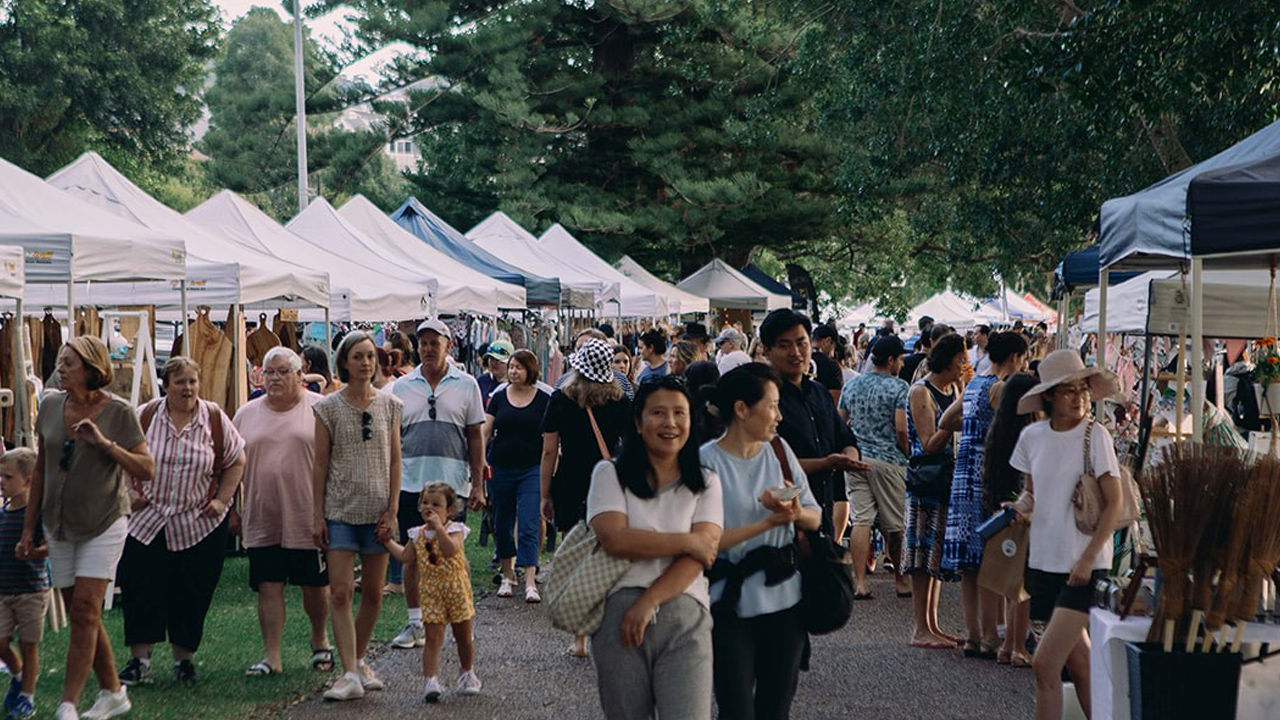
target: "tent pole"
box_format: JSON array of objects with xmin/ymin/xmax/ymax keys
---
[
  {"xmin": 180, "ymin": 279, "xmax": 190, "ymax": 358},
  {"xmin": 324, "ymin": 307, "xmax": 332, "ymax": 358},
  {"xmin": 13, "ymin": 299, "xmax": 25, "ymax": 448},
  {"xmin": 1057, "ymin": 293, "xmax": 1070, "ymax": 349},
  {"xmin": 67, "ymin": 280, "xmax": 75, "ymax": 339},
  {"xmin": 1096, "ymin": 268, "xmax": 1109, "ymax": 419},
  {"xmin": 1191, "ymin": 258, "xmax": 1205, "ymax": 439}
]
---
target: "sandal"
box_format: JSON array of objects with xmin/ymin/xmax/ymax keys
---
[
  {"xmin": 566, "ymin": 645, "xmax": 590, "ymax": 658},
  {"xmin": 1011, "ymin": 652, "xmax": 1033, "ymax": 668},
  {"xmin": 246, "ymin": 661, "xmax": 280, "ymax": 676},
  {"xmin": 996, "ymin": 649, "xmax": 1012, "ymax": 665},
  {"xmin": 311, "ymin": 648, "xmax": 335, "ymax": 672}
]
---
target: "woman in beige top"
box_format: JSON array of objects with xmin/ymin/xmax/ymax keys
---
[
  {"xmin": 20, "ymin": 336, "xmax": 154, "ymax": 720},
  {"xmin": 312, "ymin": 332, "xmax": 402, "ymax": 701}
]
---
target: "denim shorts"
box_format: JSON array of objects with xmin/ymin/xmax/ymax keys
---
[{"xmin": 325, "ymin": 520, "xmax": 386, "ymax": 555}]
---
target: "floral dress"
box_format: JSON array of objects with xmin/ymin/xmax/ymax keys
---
[
  {"xmin": 903, "ymin": 379, "xmax": 956, "ymax": 579},
  {"xmin": 942, "ymin": 374, "xmax": 1000, "ymax": 573},
  {"xmin": 412, "ymin": 521, "xmax": 475, "ymax": 625}
]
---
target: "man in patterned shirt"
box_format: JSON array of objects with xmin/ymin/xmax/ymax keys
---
[{"xmin": 839, "ymin": 335, "xmax": 911, "ymax": 598}]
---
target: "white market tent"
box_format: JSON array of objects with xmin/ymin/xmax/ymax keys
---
[
  {"xmin": 0, "ymin": 156, "xmax": 186, "ymax": 323},
  {"xmin": 286, "ymin": 199, "xmax": 448, "ymax": 315},
  {"xmin": 538, "ymin": 225, "xmax": 668, "ymax": 317},
  {"xmin": 676, "ymin": 258, "xmax": 790, "ymax": 311},
  {"xmin": 905, "ymin": 290, "xmax": 996, "ymax": 329},
  {"xmin": 337, "ymin": 195, "xmax": 526, "ymax": 314},
  {"xmin": 187, "ymin": 191, "xmax": 433, "ymax": 321},
  {"xmin": 835, "ymin": 301, "xmax": 891, "ymax": 330},
  {"xmin": 615, "ymin": 255, "xmax": 710, "ymax": 315},
  {"xmin": 978, "ymin": 287, "xmax": 1053, "ymax": 324},
  {"xmin": 468, "ymin": 212, "xmax": 622, "ymax": 308},
  {"xmin": 45, "ymin": 152, "xmax": 331, "ymax": 314},
  {"xmin": 1080, "ymin": 269, "xmax": 1275, "ymax": 338}
]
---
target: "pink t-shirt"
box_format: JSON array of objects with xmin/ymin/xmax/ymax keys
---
[{"xmin": 233, "ymin": 391, "xmax": 323, "ymax": 549}]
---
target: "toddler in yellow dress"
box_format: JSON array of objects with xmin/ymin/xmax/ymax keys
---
[{"xmin": 384, "ymin": 483, "xmax": 478, "ymax": 703}]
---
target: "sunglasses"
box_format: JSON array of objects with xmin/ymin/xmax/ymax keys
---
[
  {"xmin": 361, "ymin": 411, "xmax": 373, "ymax": 442},
  {"xmin": 639, "ymin": 374, "xmax": 688, "ymax": 390},
  {"xmin": 59, "ymin": 439, "xmax": 75, "ymax": 472},
  {"xmin": 428, "ymin": 395, "xmax": 437, "ymax": 421}
]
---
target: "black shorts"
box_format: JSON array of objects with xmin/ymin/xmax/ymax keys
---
[
  {"xmin": 1025, "ymin": 567, "xmax": 1108, "ymax": 622},
  {"xmin": 247, "ymin": 546, "xmax": 330, "ymax": 591}
]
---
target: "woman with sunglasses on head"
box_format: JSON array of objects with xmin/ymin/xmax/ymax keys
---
[
  {"xmin": 116, "ymin": 357, "xmax": 247, "ymax": 687},
  {"xmin": 311, "ymin": 331, "xmax": 403, "ymax": 701},
  {"xmin": 588, "ymin": 373, "xmax": 723, "ymax": 720},
  {"xmin": 701, "ymin": 363, "xmax": 820, "ymax": 720},
  {"xmin": 19, "ymin": 337, "xmax": 154, "ymax": 720},
  {"xmin": 1010, "ymin": 350, "xmax": 1122, "ymax": 720}
]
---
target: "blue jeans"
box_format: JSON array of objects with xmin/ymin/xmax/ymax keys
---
[
  {"xmin": 325, "ymin": 520, "xmax": 386, "ymax": 555},
  {"xmin": 490, "ymin": 465, "xmax": 541, "ymax": 568}
]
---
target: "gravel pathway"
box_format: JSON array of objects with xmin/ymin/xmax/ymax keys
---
[{"xmin": 286, "ymin": 572, "xmax": 1035, "ymax": 719}]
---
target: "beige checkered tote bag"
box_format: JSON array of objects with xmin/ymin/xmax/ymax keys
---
[{"xmin": 543, "ymin": 407, "xmax": 630, "ymax": 635}]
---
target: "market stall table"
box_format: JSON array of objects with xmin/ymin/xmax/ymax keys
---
[{"xmin": 1090, "ymin": 608, "xmax": 1280, "ymax": 720}]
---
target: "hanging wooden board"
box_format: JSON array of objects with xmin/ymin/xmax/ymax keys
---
[
  {"xmin": 273, "ymin": 310, "xmax": 299, "ymax": 351},
  {"xmin": 189, "ymin": 306, "xmax": 233, "ymax": 410},
  {"xmin": 246, "ymin": 313, "xmax": 281, "ymax": 367}
]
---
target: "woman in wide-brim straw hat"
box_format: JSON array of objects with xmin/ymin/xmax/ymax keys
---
[{"xmin": 1007, "ymin": 349, "xmax": 1122, "ymax": 720}]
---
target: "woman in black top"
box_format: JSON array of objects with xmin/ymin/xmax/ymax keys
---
[
  {"xmin": 540, "ymin": 339, "xmax": 630, "ymax": 657},
  {"xmin": 483, "ymin": 350, "xmax": 551, "ymax": 603}
]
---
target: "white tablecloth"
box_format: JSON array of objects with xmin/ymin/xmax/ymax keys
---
[{"xmin": 1089, "ymin": 609, "xmax": 1280, "ymax": 720}]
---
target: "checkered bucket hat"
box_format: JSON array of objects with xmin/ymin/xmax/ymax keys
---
[{"xmin": 569, "ymin": 338, "xmax": 615, "ymax": 384}]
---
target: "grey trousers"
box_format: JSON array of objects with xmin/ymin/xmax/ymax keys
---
[{"xmin": 592, "ymin": 588, "xmax": 714, "ymax": 720}]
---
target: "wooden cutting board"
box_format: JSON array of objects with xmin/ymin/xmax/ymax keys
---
[
  {"xmin": 246, "ymin": 313, "xmax": 281, "ymax": 367},
  {"xmin": 189, "ymin": 307, "xmax": 233, "ymax": 409}
]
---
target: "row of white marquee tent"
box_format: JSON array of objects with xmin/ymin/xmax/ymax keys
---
[
  {"xmin": 836, "ymin": 287, "xmax": 1055, "ymax": 332},
  {"xmin": 0, "ymin": 151, "xmax": 840, "ymax": 324}
]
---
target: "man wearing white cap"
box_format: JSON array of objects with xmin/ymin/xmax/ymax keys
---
[
  {"xmin": 388, "ymin": 319, "xmax": 486, "ymax": 650},
  {"xmin": 713, "ymin": 327, "xmax": 751, "ymax": 375}
]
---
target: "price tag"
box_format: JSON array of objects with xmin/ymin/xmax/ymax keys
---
[{"xmin": 278, "ymin": 309, "xmax": 299, "ymax": 322}]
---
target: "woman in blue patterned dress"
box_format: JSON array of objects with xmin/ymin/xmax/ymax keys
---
[
  {"xmin": 938, "ymin": 332, "xmax": 1028, "ymax": 658},
  {"xmin": 903, "ymin": 334, "xmax": 966, "ymax": 649}
]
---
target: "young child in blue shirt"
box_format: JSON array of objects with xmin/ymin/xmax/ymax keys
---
[{"xmin": 0, "ymin": 449, "xmax": 49, "ymax": 720}]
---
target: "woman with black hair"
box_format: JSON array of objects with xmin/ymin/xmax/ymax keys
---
[
  {"xmin": 683, "ymin": 360, "xmax": 723, "ymax": 441},
  {"xmin": 701, "ymin": 363, "xmax": 820, "ymax": 720},
  {"xmin": 587, "ymin": 375, "xmax": 724, "ymax": 720},
  {"xmin": 982, "ymin": 372, "xmax": 1039, "ymax": 667},
  {"xmin": 903, "ymin": 333, "xmax": 966, "ymax": 650},
  {"xmin": 302, "ymin": 345, "xmax": 338, "ymax": 395}
]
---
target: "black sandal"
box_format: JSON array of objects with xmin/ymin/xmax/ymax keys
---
[{"xmin": 311, "ymin": 648, "xmax": 335, "ymax": 672}]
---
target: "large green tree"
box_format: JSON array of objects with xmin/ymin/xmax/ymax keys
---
[
  {"xmin": 796, "ymin": 0, "xmax": 1280, "ymax": 316},
  {"xmin": 330, "ymin": 0, "xmax": 840, "ymax": 273},
  {"xmin": 0, "ymin": 0, "xmax": 221, "ymax": 176}
]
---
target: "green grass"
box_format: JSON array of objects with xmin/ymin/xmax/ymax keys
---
[{"xmin": 26, "ymin": 512, "xmax": 528, "ymax": 720}]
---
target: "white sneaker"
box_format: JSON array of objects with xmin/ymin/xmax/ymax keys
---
[
  {"xmin": 55, "ymin": 703, "xmax": 79, "ymax": 720},
  {"xmin": 392, "ymin": 621, "xmax": 425, "ymax": 648},
  {"xmin": 525, "ymin": 586, "xmax": 541, "ymax": 603},
  {"xmin": 81, "ymin": 687, "xmax": 130, "ymax": 720},
  {"xmin": 323, "ymin": 673, "xmax": 365, "ymax": 701},
  {"xmin": 358, "ymin": 662, "xmax": 384, "ymax": 691},
  {"xmin": 497, "ymin": 579, "xmax": 514, "ymax": 597},
  {"xmin": 422, "ymin": 676, "xmax": 443, "ymax": 703},
  {"xmin": 456, "ymin": 669, "xmax": 482, "ymax": 696}
]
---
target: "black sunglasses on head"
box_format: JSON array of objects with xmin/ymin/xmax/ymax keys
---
[
  {"xmin": 639, "ymin": 374, "xmax": 688, "ymax": 390},
  {"xmin": 361, "ymin": 411, "xmax": 373, "ymax": 441}
]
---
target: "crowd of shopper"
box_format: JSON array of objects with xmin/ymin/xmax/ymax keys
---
[{"xmin": 12, "ymin": 308, "xmax": 1108, "ymax": 720}]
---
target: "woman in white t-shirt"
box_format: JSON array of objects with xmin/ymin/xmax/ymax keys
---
[
  {"xmin": 1009, "ymin": 350, "xmax": 1122, "ymax": 720},
  {"xmin": 587, "ymin": 374, "xmax": 724, "ymax": 720}
]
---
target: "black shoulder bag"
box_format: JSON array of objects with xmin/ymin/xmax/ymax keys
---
[{"xmin": 770, "ymin": 437, "xmax": 854, "ymax": 636}]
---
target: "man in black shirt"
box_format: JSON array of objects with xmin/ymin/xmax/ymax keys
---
[
  {"xmin": 761, "ymin": 309, "xmax": 869, "ymax": 540},
  {"xmin": 811, "ymin": 324, "xmax": 845, "ymax": 403}
]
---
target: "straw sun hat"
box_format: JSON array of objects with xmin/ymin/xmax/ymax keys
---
[{"xmin": 1016, "ymin": 349, "xmax": 1121, "ymax": 415}]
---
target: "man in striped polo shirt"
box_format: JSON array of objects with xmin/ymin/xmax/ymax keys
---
[{"xmin": 389, "ymin": 319, "xmax": 486, "ymax": 650}]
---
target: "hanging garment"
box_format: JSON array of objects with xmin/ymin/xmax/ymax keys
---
[
  {"xmin": 40, "ymin": 312, "xmax": 60, "ymax": 382},
  {"xmin": 75, "ymin": 308, "xmax": 100, "ymax": 339},
  {"xmin": 246, "ymin": 314, "xmax": 281, "ymax": 367}
]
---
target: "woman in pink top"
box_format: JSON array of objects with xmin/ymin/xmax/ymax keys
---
[{"xmin": 233, "ymin": 347, "xmax": 333, "ymax": 677}]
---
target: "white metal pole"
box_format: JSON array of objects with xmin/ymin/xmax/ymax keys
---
[
  {"xmin": 1191, "ymin": 258, "xmax": 1205, "ymax": 439},
  {"xmin": 180, "ymin": 279, "xmax": 189, "ymax": 358},
  {"xmin": 293, "ymin": 0, "xmax": 309, "ymax": 213},
  {"xmin": 1057, "ymin": 294, "xmax": 1069, "ymax": 349},
  {"xmin": 12, "ymin": 299, "xmax": 25, "ymax": 447},
  {"xmin": 1096, "ymin": 268, "xmax": 1109, "ymax": 418},
  {"xmin": 66, "ymin": 280, "xmax": 75, "ymax": 339}
]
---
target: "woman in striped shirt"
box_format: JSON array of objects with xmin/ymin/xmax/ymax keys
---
[{"xmin": 116, "ymin": 357, "xmax": 246, "ymax": 687}]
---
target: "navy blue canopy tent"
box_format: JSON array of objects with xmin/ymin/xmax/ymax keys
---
[
  {"xmin": 742, "ymin": 263, "xmax": 806, "ymax": 310},
  {"xmin": 1100, "ymin": 118, "xmax": 1280, "ymax": 270},
  {"xmin": 1188, "ymin": 151, "xmax": 1280, "ymax": 259},
  {"xmin": 390, "ymin": 198, "xmax": 561, "ymax": 306},
  {"xmin": 1053, "ymin": 245, "xmax": 1140, "ymax": 297}
]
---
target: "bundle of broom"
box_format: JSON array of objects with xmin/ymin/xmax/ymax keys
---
[
  {"xmin": 1139, "ymin": 443, "xmax": 1251, "ymax": 651},
  {"xmin": 1229, "ymin": 456, "xmax": 1280, "ymax": 651}
]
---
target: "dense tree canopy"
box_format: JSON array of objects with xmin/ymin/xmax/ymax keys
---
[{"xmin": 0, "ymin": 0, "xmax": 220, "ymax": 177}]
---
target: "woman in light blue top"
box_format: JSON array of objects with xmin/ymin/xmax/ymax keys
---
[{"xmin": 700, "ymin": 363, "xmax": 820, "ymax": 720}]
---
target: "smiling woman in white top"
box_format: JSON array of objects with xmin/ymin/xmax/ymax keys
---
[
  {"xmin": 700, "ymin": 363, "xmax": 820, "ymax": 720},
  {"xmin": 587, "ymin": 374, "xmax": 723, "ymax": 720},
  {"xmin": 1009, "ymin": 350, "xmax": 1122, "ymax": 720}
]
